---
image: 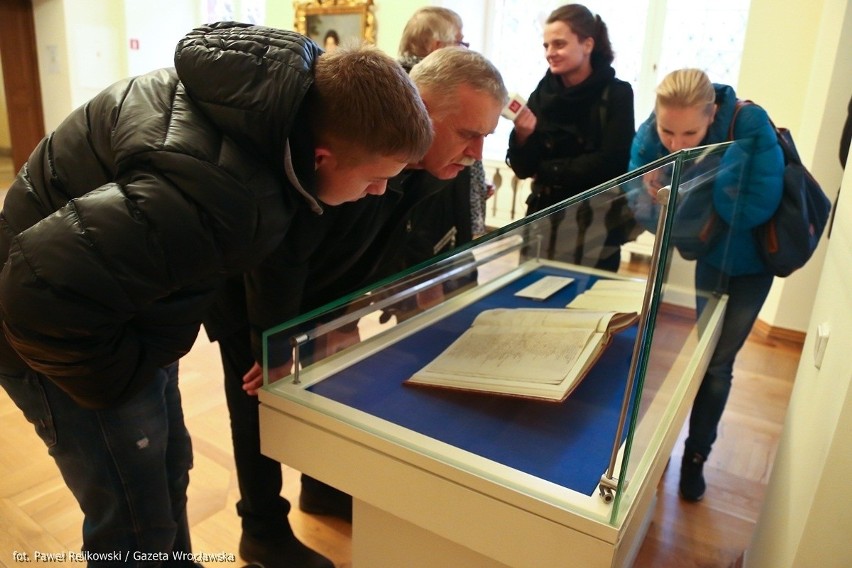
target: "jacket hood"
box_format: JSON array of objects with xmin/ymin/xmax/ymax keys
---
[{"xmin": 174, "ymin": 22, "xmax": 322, "ymax": 169}]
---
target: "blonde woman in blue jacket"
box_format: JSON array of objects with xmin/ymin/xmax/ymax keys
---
[{"xmin": 630, "ymin": 68, "xmax": 783, "ymax": 502}]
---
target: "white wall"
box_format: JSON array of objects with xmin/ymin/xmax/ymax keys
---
[
  {"xmin": 32, "ymin": 0, "xmax": 73, "ymax": 132},
  {"xmin": 745, "ymin": 0, "xmax": 852, "ymax": 565},
  {"xmin": 64, "ymin": 0, "xmax": 127, "ymax": 108},
  {"xmin": 28, "ymin": 0, "xmax": 424, "ymax": 132},
  {"xmin": 264, "ymin": 2, "xmax": 292, "ymax": 29},
  {"xmin": 746, "ymin": 113, "xmax": 852, "ymax": 568},
  {"xmin": 125, "ymin": 0, "xmax": 201, "ymax": 76},
  {"xmin": 739, "ymin": 0, "xmax": 851, "ymax": 333},
  {"xmin": 31, "ymin": 0, "xmax": 129, "ymax": 129}
]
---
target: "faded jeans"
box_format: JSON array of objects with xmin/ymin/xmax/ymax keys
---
[
  {"xmin": 0, "ymin": 362, "xmax": 196, "ymax": 567},
  {"xmin": 686, "ymin": 261, "xmax": 774, "ymax": 458}
]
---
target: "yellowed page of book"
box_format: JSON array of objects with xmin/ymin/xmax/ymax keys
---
[{"xmin": 406, "ymin": 309, "xmax": 630, "ymax": 400}]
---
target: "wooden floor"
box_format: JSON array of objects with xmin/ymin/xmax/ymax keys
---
[{"xmin": 0, "ymin": 155, "xmax": 801, "ymax": 567}]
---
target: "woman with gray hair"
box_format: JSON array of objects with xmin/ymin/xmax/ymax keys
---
[{"xmin": 398, "ymin": 6, "xmax": 466, "ymax": 68}]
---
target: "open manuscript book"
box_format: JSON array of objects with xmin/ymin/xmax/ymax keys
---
[{"xmin": 405, "ymin": 308, "xmax": 638, "ymax": 402}]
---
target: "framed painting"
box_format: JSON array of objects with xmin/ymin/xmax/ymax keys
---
[{"xmin": 294, "ymin": 0, "xmax": 376, "ymax": 49}]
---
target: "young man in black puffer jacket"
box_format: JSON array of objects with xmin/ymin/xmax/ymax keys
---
[{"xmin": 0, "ymin": 23, "xmax": 432, "ymax": 568}]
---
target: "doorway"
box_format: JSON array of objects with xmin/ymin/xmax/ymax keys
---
[
  {"xmin": 0, "ymin": 0, "xmax": 45, "ymax": 176},
  {"xmin": 0, "ymin": 52, "xmax": 12, "ymax": 191}
]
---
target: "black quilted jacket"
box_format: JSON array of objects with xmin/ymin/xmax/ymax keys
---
[{"xmin": 0, "ymin": 22, "xmax": 321, "ymax": 408}]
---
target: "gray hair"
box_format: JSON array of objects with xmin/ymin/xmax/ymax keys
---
[
  {"xmin": 398, "ymin": 7, "xmax": 463, "ymax": 59},
  {"xmin": 409, "ymin": 47, "xmax": 508, "ymax": 117}
]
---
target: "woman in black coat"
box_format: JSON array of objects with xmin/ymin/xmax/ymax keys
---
[{"xmin": 506, "ymin": 4, "xmax": 636, "ymax": 270}]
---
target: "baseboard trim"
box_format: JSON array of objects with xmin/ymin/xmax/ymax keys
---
[
  {"xmin": 660, "ymin": 302, "xmax": 805, "ymax": 347},
  {"xmin": 753, "ymin": 318, "xmax": 805, "ymax": 346},
  {"xmin": 659, "ymin": 301, "xmax": 695, "ymax": 321}
]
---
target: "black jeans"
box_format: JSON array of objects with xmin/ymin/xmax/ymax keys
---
[{"xmin": 219, "ymin": 327, "xmax": 291, "ymax": 539}]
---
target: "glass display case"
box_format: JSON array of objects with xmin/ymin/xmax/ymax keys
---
[{"xmin": 258, "ymin": 141, "xmax": 744, "ymax": 567}]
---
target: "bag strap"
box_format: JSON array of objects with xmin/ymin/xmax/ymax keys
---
[
  {"xmin": 729, "ymin": 98, "xmax": 786, "ymax": 142},
  {"xmin": 728, "ymin": 99, "xmax": 754, "ymax": 141},
  {"xmin": 731, "ymin": 99, "xmax": 806, "ymax": 171}
]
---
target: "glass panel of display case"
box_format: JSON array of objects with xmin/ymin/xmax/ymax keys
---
[
  {"xmin": 261, "ymin": 140, "xmax": 744, "ymax": 529},
  {"xmin": 609, "ymin": 140, "xmax": 747, "ymax": 522}
]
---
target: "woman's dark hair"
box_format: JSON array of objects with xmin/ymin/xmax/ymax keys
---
[
  {"xmin": 324, "ymin": 29, "xmax": 340, "ymax": 45},
  {"xmin": 547, "ymin": 4, "xmax": 614, "ymax": 66}
]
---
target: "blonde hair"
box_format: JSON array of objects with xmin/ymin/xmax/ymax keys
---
[
  {"xmin": 409, "ymin": 47, "xmax": 508, "ymax": 118},
  {"xmin": 398, "ymin": 7, "xmax": 463, "ymax": 59},
  {"xmin": 310, "ymin": 43, "xmax": 432, "ymax": 165},
  {"xmin": 655, "ymin": 68, "xmax": 716, "ymax": 116}
]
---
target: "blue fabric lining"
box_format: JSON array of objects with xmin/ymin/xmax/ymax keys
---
[{"xmin": 308, "ymin": 267, "xmax": 638, "ymax": 495}]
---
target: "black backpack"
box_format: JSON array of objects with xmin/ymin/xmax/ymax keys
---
[{"xmin": 731, "ymin": 101, "xmax": 833, "ymax": 277}]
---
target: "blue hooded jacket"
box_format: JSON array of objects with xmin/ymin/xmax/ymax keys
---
[{"xmin": 629, "ymin": 84, "xmax": 783, "ymax": 275}]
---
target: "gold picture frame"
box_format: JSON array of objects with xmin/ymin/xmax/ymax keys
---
[{"xmin": 294, "ymin": 0, "xmax": 376, "ymax": 48}]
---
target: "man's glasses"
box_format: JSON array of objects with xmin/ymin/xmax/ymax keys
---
[{"xmin": 456, "ymin": 40, "xmax": 470, "ymax": 48}]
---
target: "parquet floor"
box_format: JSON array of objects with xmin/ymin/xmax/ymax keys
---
[{"xmin": 0, "ymin": 155, "xmax": 800, "ymax": 567}]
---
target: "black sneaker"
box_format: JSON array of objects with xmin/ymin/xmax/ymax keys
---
[
  {"xmin": 239, "ymin": 533, "xmax": 334, "ymax": 568},
  {"xmin": 679, "ymin": 452, "xmax": 707, "ymax": 502}
]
